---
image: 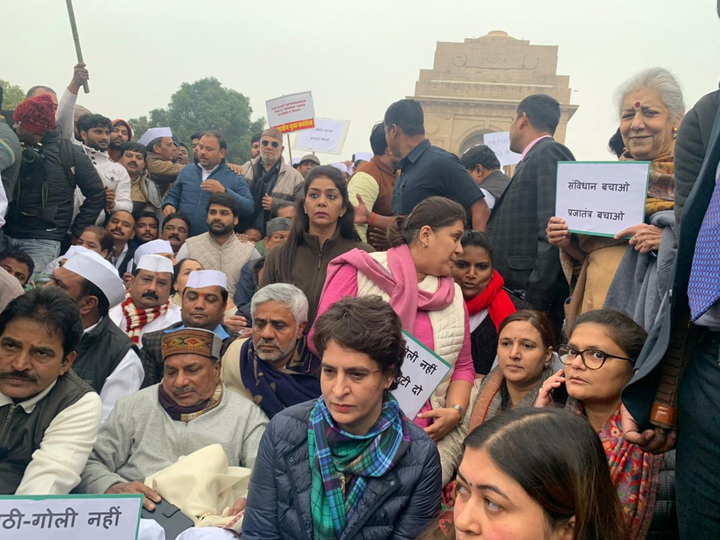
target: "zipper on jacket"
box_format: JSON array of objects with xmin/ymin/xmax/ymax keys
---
[{"xmin": 0, "ymin": 404, "xmax": 17, "ymax": 442}]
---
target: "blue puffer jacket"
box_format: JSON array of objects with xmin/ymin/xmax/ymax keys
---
[
  {"xmin": 162, "ymin": 160, "xmax": 254, "ymax": 236},
  {"xmin": 242, "ymin": 400, "xmax": 442, "ymax": 540}
]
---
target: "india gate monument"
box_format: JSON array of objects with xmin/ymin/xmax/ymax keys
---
[{"xmin": 412, "ymin": 30, "xmax": 578, "ymax": 155}]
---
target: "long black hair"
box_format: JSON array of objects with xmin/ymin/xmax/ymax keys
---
[{"xmin": 276, "ymin": 166, "xmax": 359, "ymax": 282}]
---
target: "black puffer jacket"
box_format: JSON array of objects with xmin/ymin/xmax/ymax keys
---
[
  {"xmin": 242, "ymin": 399, "xmax": 442, "ymax": 540},
  {"xmin": 5, "ymin": 129, "xmax": 104, "ymax": 241}
]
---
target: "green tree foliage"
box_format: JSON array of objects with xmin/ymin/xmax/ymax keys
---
[
  {"xmin": 129, "ymin": 78, "xmax": 264, "ymax": 164},
  {"xmin": 0, "ymin": 80, "xmax": 26, "ymax": 110}
]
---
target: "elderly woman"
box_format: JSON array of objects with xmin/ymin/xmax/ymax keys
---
[
  {"xmin": 437, "ymin": 310, "xmax": 556, "ymax": 486},
  {"xmin": 547, "ymin": 68, "xmax": 684, "ymax": 326},
  {"xmin": 537, "ymin": 310, "xmax": 661, "ymax": 540},
  {"xmin": 312, "ymin": 196, "xmax": 474, "ymax": 443}
]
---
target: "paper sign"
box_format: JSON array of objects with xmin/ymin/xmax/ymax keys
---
[
  {"xmin": 293, "ymin": 118, "xmax": 351, "ymax": 155},
  {"xmin": 555, "ymin": 161, "xmax": 651, "ymax": 237},
  {"xmin": 482, "ymin": 131, "xmax": 521, "ymax": 166},
  {"xmin": 266, "ymin": 92, "xmax": 315, "ymax": 134},
  {"xmin": 0, "ymin": 494, "xmax": 143, "ymax": 540},
  {"xmin": 392, "ymin": 331, "xmax": 452, "ymax": 419}
]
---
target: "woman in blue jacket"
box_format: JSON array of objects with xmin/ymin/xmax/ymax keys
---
[{"xmin": 242, "ymin": 295, "xmax": 441, "ymax": 540}]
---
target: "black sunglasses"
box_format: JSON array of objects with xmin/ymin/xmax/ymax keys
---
[{"xmin": 261, "ymin": 140, "xmax": 280, "ymax": 148}]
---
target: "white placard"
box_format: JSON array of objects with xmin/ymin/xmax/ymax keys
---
[
  {"xmin": 265, "ymin": 91, "xmax": 315, "ymax": 134},
  {"xmin": 392, "ymin": 331, "xmax": 452, "ymax": 419},
  {"xmin": 555, "ymin": 161, "xmax": 651, "ymax": 237},
  {"xmin": 0, "ymin": 495, "xmax": 142, "ymax": 540},
  {"xmin": 482, "ymin": 131, "xmax": 521, "ymax": 166},
  {"xmin": 293, "ymin": 118, "xmax": 351, "ymax": 155}
]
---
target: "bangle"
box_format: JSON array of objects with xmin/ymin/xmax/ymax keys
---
[
  {"xmin": 369, "ymin": 212, "xmax": 376, "ymax": 228},
  {"xmin": 450, "ymin": 403, "xmax": 464, "ymax": 422}
]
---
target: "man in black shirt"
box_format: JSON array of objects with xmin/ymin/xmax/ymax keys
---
[{"xmin": 385, "ymin": 99, "xmax": 490, "ymax": 231}]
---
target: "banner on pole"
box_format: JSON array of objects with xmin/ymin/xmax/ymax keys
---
[
  {"xmin": 266, "ymin": 92, "xmax": 315, "ymax": 134},
  {"xmin": 293, "ymin": 118, "xmax": 351, "ymax": 155}
]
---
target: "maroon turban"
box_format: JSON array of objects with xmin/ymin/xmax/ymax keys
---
[{"xmin": 13, "ymin": 94, "xmax": 56, "ymax": 136}]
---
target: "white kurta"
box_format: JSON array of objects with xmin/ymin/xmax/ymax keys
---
[{"xmin": 109, "ymin": 302, "xmax": 182, "ymax": 349}]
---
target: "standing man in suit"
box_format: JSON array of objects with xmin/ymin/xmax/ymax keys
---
[
  {"xmin": 622, "ymin": 37, "xmax": 720, "ymax": 536},
  {"xmin": 486, "ymin": 94, "xmax": 575, "ymax": 333}
]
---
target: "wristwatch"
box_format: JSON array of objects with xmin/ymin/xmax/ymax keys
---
[{"xmin": 450, "ymin": 404, "xmax": 464, "ymax": 421}]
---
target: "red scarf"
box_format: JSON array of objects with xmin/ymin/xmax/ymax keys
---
[
  {"xmin": 464, "ymin": 270, "xmax": 517, "ymax": 331},
  {"xmin": 121, "ymin": 291, "xmax": 169, "ymax": 345}
]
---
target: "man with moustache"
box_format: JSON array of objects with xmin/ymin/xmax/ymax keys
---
[
  {"xmin": 0, "ymin": 287, "xmax": 102, "ymax": 495},
  {"xmin": 222, "ymin": 284, "xmax": 320, "ymax": 419},
  {"xmin": 177, "ymin": 193, "xmax": 257, "ymax": 297},
  {"xmin": 109, "ymin": 254, "xmax": 181, "ymax": 347},
  {"xmin": 139, "ymin": 270, "xmax": 239, "ymax": 387},
  {"xmin": 133, "ymin": 212, "xmax": 160, "ymax": 247},
  {"xmin": 160, "ymin": 212, "xmax": 191, "ymax": 255},
  {"xmin": 107, "ymin": 120, "xmax": 132, "ymax": 163},
  {"xmin": 118, "ymin": 142, "xmax": 163, "ymax": 216},
  {"xmin": 106, "ymin": 210, "xmax": 136, "ymax": 273}
]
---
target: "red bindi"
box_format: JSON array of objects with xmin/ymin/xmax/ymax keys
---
[{"xmin": 635, "ymin": 101, "xmax": 641, "ymax": 108}]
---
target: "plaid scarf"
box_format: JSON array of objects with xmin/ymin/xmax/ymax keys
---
[
  {"xmin": 308, "ymin": 395, "xmax": 410, "ymax": 540},
  {"xmin": 121, "ymin": 291, "xmax": 170, "ymax": 345}
]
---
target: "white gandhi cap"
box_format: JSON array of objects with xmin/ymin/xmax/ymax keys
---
[
  {"xmin": 185, "ymin": 270, "xmax": 228, "ymax": 291},
  {"xmin": 133, "ymin": 239, "xmax": 174, "ymax": 265},
  {"xmin": 63, "ymin": 251, "xmax": 127, "ymax": 308},
  {"xmin": 136, "ymin": 254, "xmax": 174, "ymax": 274}
]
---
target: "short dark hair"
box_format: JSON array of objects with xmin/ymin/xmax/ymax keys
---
[
  {"xmin": 384, "ymin": 99, "xmax": 425, "ymax": 137},
  {"xmin": 77, "ymin": 113, "xmax": 112, "ymax": 135},
  {"xmin": 571, "ymin": 309, "xmax": 647, "ymax": 363},
  {"xmin": 516, "ymin": 94, "xmax": 561, "ymax": 136},
  {"xmin": 462, "ymin": 145, "xmax": 501, "ymax": 172},
  {"xmin": 0, "ymin": 250, "xmax": 35, "ymax": 278},
  {"xmin": 162, "ymin": 212, "xmax": 192, "ymax": 235},
  {"xmin": 499, "ymin": 310, "xmax": 556, "ymax": 349},
  {"xmin": 0, "ymin": 287, "xmax": 83, "ymax": 357},
  {"xmin": 608, "ymin": 128, "xmax": 624, "ymax": 158},
  {"xmin": 369, "ymin": 122, "xmax": 388, "ymax": 156},
  {"xmin": 460, "ymin": 230, "xmax": 494, "ymax": 260},
  {"xmin": 135, "ymin": 211, "xmax": 159, "ymax": 228},
  {"xmin": 79, "ymin": 277, "xmax": 110, "ymax": 317},
  {"xmin": 252, "ymin": 257, "xmax": 266, "ymax": 285},
  {"xmin": 147, "ymin": 137, "xmax": 164, "ymax": 153},
  {"xmin": 251, "ymin": 132, "xmax": 262, "ymax": 144},
  {"xmin": 207, "ymin": 192, "xmax": 241, "ymax": 218},
  {"xmin": 190, "ymin": 132, "xmax": 202, "ymax": 142},
  {"xmin": 201, "ymin": 130, "xmax": 227, "ymax": 150},
  {"xmin": 313, "ymin": 295, "xmax": 405, "ymax": 390},
  {"xmin": 120, "ymin": 141, "xmax": 148, "ymax": 160},
  {"xmin": 26, "ymin": 85, "xmax": 55, "ymax": 98}
]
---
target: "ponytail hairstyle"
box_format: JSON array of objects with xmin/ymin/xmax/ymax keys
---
[
  {"xmin": 276, "ymin": 166, "xmax": 360, "ymax": 283},
  {"xmin": 386, "ymin": 196, "xmax": 466, "ymax": 248}
]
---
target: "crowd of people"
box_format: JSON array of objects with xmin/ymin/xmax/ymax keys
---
[{"xmin": 1, "ymin": 20, "xmax": 720, "ymax": 539}]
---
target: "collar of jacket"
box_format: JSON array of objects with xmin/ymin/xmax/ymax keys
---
[
  {"xmin": 252, "ymin": 155, "xmax": 285, "ymax": 175},
  {"xmin": 300, "ymin": 227, "xmax": 342, "ymax": 252}
]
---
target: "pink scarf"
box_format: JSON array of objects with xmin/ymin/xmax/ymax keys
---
[{"xmin": 323, "ymin": 244, "xmax": 456, "ymax": 331}]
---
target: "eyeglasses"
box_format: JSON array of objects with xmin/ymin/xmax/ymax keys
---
[
  {"xmin": 558, "ymin": 345, "xmax": 634, "ymax": 370},
  {"xmin": 261, "ymin": 140, "xmax": 280, "ymax": 148}
]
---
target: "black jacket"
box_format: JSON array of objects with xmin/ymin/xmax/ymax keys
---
[
  {"xmin": 242, "ymin": 400, "xmax": 441, "ymax": 540},
  {"xmin": 486, "ymin": 137, "xmax": 575, "ymax": 312},
  {"xmin": 4, "ymin": 129, "xmax": 105, "ymax": 241}
]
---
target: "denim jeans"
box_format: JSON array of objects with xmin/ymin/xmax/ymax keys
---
[{"xmin": 2, "ymin": 236, "xmax": 61, "ymax": 276}]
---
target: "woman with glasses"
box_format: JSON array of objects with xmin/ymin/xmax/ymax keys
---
[
  {"xmin": 437, "ymin": 310, "xmax": 556, "ymax": 487},
  {"xmin": 536, "ymin": 309, "xmax": 660, "ymax": 540}
]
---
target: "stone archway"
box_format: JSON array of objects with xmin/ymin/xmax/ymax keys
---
[{"xmin": 459, "ymin": 130, "xmax": 493, "ymax": 156}]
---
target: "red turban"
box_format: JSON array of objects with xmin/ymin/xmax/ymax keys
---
[{"xmin": 13, "ymin": 94, "xmax": 56, "ymax": 136}]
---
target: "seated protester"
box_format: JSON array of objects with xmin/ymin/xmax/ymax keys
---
[
  {"xmin": 0, "ymin": 249, "xmax": 34, "ymax": 287},
  {"xmin": 126, "ymin": 238, "xmax": 174, "ymax": 275},
  {"xmin": 261, "ymin": 166, "xmax": 374, "ymax": 324},
  {"xmin": 109, "ymin": 254, "xmax": 181, "ymax": 348},
  {"xmin": 132, "ymin": 211, "xmax": 160, "ymax": 250},
  {"xmin": 176, "ymin": 193, "xmax": 257, "ymax": 298},
  {"xmin": 77, "ymin": 328, "xmax": 268, "ymax": 511},
  {"xmin": 451, "ymin": 231, "xmax": 532, "ymax": 376},
  {"xmin": 275, "ymin": 200, "xmax": 296, "ymax": 220},
  {"xmin": 242, "ymin": 296, "xmax": 441, "ymax": 540},
  {"xmin": 0, "ymin": 266, "xmax": 24, "ymax": 313},
  {"xmin": 437, "ymin": 310, "xmax": 556, "ymax": 487},
  {"xmin": 105, "ymin": 210, "xmax": 136, "ymax": 274},
  {"xmin": 170, "ymin": 258, "xmax": 203, "ymax": 307},
  {"xmin": 240, "ymin": 227, "xmax": 263, "ymax": 244},
  {"xmin": 221, "ymin": 284, "xmax": 320, "ymax": 419},
  {"xmin": 140, "ymin": 270, "xmax": 238, "ymax": 388},
  {"xmin": 0, "ymin": 288, "xmax": 102, "ymax": 495},
  {"xmin": 43, "ymin": 225, "xmax": 114, "ymax": 275},
  {"xmin": 536, "ymin": 310, "xmax": 660, "ymax": 540},
  {"xmin": 252, "ymin": 217, "xmax": 291, "ymax": 257},
  {"xmin": 160, "ymin": 212, "xmax": 191, "ymax": 255},
  {"xmin": 449, "ymin": 408, "xmax": 626, "ymax": 540},
  {"xmin": 234, "ymin": 257, "xmax": 265, "ymax": 325},
  {"xmin": 48, "ymin": 251, "xmax": 143, "ymax": 422}
]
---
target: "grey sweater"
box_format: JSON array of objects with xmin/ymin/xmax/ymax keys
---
[{"xmin": 78, "ymin": 384, "xmax": 268, "ymax": 495}]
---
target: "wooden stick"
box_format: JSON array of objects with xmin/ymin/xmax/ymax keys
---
[
  {"xmin": 286, "ymin": 133, "xmax": 293, "ymax": 164},
  {"xmin": 65, "ymin": 0, "xmax": 89, "ymax": 93}
]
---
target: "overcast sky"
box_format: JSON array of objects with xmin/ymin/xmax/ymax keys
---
[{"xmin": 5, "ymin": 0, "xmax": 719, "ymax": 163}]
